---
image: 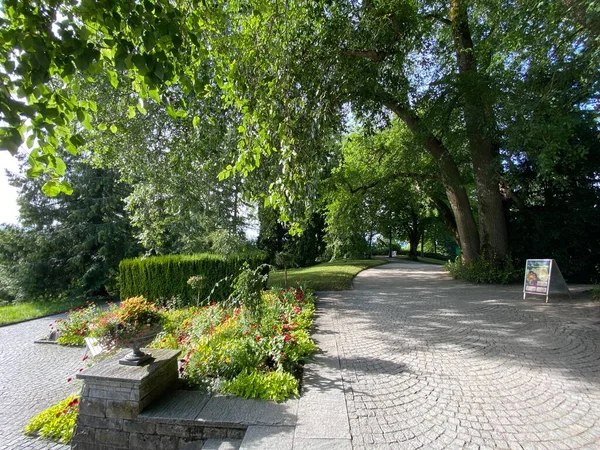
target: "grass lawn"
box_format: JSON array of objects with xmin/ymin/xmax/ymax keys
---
[
  {"xmin": 0, "ymin": 299, "xmax": 93, "ymax": 326},
  {"xmin": 268, "ymin": 259, "xmax": 388, "ymax": 291},
  {"xmin": 417, "ymin": 256, "xmax": 448, "ymax": 266}
]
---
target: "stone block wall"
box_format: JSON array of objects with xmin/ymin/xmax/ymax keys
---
[{"xmin": 71, "ymin": 348, "xmax": 181, "ymax": 450}]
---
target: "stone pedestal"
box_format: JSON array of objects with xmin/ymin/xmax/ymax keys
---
[{"xmin": 71, "ymin": 348, "xmax": 180, "ymax": 450}]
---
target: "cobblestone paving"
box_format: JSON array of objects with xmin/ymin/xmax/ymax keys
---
[
  {"xmin": 0, "ymin": 314, "xmax": 86, "ymax": 449},
  {"xmin": 319, "ymin": 260, "xmax": 600, "ymax": 450}
]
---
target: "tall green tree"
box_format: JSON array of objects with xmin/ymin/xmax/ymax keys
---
[
  {"xmin": 77, "ymin": 76, "xmax": 252, "ymax": 254},
  {"xmin": 0, "ymin": 0, "xmax": 598, "ymax": 268},
  {"xmin": 257, "ymin": 206, "xmax": 326, "ymax": 267},
  {"xmin": 326, "ymin": 121, "xmax": 446, "ymax": 259},
  {"xmin": 0, "ymin": 158, "xmax": 140, "ymax": 301}
]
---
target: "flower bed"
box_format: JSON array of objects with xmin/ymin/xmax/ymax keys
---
[
  {"xmin": 49, "ymin": 287, "xmax": 317, "ymax": 402},
  {"xmin": 151, "ymin": 286, "xmax": 317, "ymax": 401},
  {"xmin": 28, "ymin": 279, "xmax": 317, "ymax": 445},
  {"xmin": 51, "ymin": 302, "xmax": 101, "ymax": 346}
]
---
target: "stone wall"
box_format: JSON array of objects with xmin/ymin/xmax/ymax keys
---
[{"xmin": 72, "ymin": 348, "xmax": 181, "ymax": 450}]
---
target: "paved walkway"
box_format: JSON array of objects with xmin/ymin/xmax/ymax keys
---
[
  {"xmin": 316, "ymin": 260, "xmax": 600, "ymax": 449},
  {"xmin": 0, "ymin": 314, "xmax": 85, "ymax": 450},
  {"xmin": 2, "ymin": 260, "xmax": 600, "ymax": 449}
]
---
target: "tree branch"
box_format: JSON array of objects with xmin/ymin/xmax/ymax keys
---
[
  {"xmin": 345, "ymin": 171, "xmax": 438, "ymax": 194},
  {"xmin": 342, "ymin": 49, "xmax": 388, "ymax": 62},
  {"xmin": 425, "ymin": 14, "xmax": 452, "ymax": 26}
]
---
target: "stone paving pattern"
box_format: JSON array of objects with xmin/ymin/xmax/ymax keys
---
[
  {"xmin": 2, "ymin": 259, "xmax": 600, "ymax": 449},
  {"xmin": 0, "ymin": 313, "xmax": 84, "ymax": 450},
  {"xmin": 319, "ymin": 260, "xmax": 600, "ymax": 449}
]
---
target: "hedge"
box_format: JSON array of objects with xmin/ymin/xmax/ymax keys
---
[{"xmin": 119, "ymin": 252, "xmax": 267, "ymax": 305}]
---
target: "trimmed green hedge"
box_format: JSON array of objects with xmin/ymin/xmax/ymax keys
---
[{"xmin": 119, "ymin": 253, "xmax": 267, "ymax": 305}]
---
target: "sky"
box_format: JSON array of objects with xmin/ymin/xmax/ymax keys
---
[{"xmin": 0, "ymin": 152, "xmax": 20, "ymax": 225}]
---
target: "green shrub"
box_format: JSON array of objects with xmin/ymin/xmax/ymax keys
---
[
  {"xmin": 24, "ymin": 394, "xmax": 79, "ymax": 443},
  {"xmin": 229, "ymin": 263, "xmax": 270, "ymax": 318},
  {"xmin": 221, "ymin": 370, "xmax": 299, "ymax": 402},
  {"xmin": 119, "ymin": 252, "xmax": 267, "ymax": 305},
  {"xmin": 446, "ymin": 257, "xmax": 521, "ymax": 284}
]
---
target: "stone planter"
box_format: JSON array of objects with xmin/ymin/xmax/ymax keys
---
[{"xmin": 118, "ymin": 324, "xmax": 162, "ymax": 366}]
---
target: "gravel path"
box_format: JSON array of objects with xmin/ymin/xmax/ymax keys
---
[
  {"xmin": 318, "ymin": 259, "xmax": 600, "ymax": 449},
  {"xmin": 0, "ymin": 314, "xmax": 86, "ymax": 449}
]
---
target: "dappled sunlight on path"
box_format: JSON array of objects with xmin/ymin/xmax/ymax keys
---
[{"xmin": 318, "ymin": 260, "xmax": 600, "ymax": 449}]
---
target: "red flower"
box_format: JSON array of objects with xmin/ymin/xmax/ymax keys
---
[
  {"xmin": 255, "ymin": 336, "xmax": 261, "ymax": 342},
  {"xmin": 72, "ymin": 398, "xmax": 79, "ymax": 405},
  {"xmin": 284, "ymin": 334, "xmax": 291, "ymax": 342}
]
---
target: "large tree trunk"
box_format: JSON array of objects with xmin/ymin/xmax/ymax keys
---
[
  {"xmin": 407, "ymin": 210, "xmax": 421, "ymax": 260},
  {"xmin": 381, "ymin": 97, "xmax": 480, "ymax": 262},
  {"xmin": 449, "ymin": 0, "xmax": 509, "ymax": 261}
]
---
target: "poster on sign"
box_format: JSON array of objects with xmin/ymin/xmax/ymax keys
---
[{"xmin": 523, "ymin": 259, "xmax": 571, "ymax": 302}]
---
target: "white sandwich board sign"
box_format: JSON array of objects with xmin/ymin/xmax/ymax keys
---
[{"xmin": 523, "ymin": 259, "xmax": 571, "ymax": 303}]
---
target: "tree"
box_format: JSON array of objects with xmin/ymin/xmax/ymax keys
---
[
  {"xmin": 1, "ymin": 0, "xmax": 598, "ymax": 268},
  {"xmin": 325, "ymin": 121, "xmax": 448, "ymax": 260},
  {"xmin": 76, "ymin": 76, "xmax": 253, "ymax": 254},
  {"xmin": 257, "ymin": 205, "xmax": 326, "ymax": 267},
  {"xmin": 0, "ymin": 157, "xmax": 141, "ymax": 301}
]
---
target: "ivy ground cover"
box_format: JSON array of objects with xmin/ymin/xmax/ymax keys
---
[{"xmin": 151, "ymin": 286, "xmax": 317, "ymax": 401}]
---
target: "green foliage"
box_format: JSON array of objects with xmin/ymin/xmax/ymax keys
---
[
  {"xmin": 229, "ymin": 263, "xmax": 270, "ymax": 318},
  {"xmin": 446, "ymin": 258, "xmax": 521, "ymax": 285},
  {"xmin": 187, "ymin": 276, "xmax": 206, "ymax": 307},
  {"xmin": 0, "ymin": 158, "xmax": 141, "ymax": 302},
  {"xmin": 267, "ymin": 259, "xmax": 387, "ymax": 291},
  {"xmin": 119, "ymin": 252, "xmax": 266, "ymax": 306},
  {"xmin": 54, "ymin": 302, "xmax": 100, "ymax": 346},
  {"xmin": 592, "ymin": 285, "xmax": 600, "ymax": 301},
  {"xmin": 90, "ymin": 83, "xmax": 251, "ymax": 254},
  {"xmin": 221, "ymin": 370, "xmax": 299, "ymax": 402},
  {"xmin": 24, "ymin": 394, "xmax": 79, "ymax": 443},
  {"xmin": 257, "ymin": 207, "xmax": 327, "ymax": 268},
  {"xmin": 325, "ymin": 122, "xmax": 445, "ymax": 261},
  {"xmin": 2, "ymin": 0, "xmax": 599, "ymax": 278},
  {"xmin": 151, "ymin": 287, "xmax": 316, "ymax": 401}
]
